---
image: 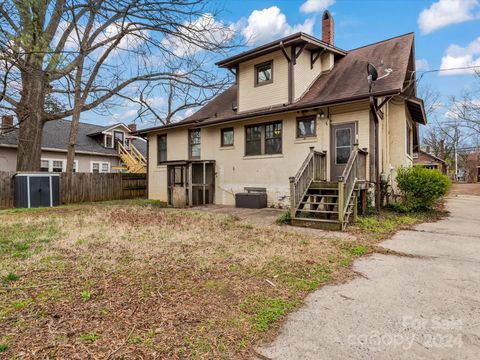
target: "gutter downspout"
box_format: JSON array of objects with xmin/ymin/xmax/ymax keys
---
[{"xmin": 369, "ymin": 95, "xmax": 381, "ymax": 211}]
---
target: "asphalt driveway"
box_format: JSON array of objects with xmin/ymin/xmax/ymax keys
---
[{"xmin": 257, "ymin": 189, "xmax": 480, "ymax": 359}]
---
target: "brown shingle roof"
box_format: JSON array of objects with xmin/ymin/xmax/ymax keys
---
[{"xmin": 138, "ymin": 33, "xmax": 415, "ymax": 134}]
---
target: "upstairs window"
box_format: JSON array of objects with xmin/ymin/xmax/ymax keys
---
[
  {"xmin": 255, "ymin": 60, "xmax": 273, "ymax": 86},
  {"xmin": 157, "ymin": 134, "xmax": 167, "ymax": 164},
  {"xmin": 189, "ymin": 129, "xmax": 201, "ymax": 159},
  {"xmin": 245, "ymin": 121, "xmax": 282, "ymax": 156},
  {"xmin": 297, "ymin": 116, "xmax": 316, "ymax": 138},
  {"xmin": 105, "ymin": 135, "xmax": 113, "ymax": 148}
]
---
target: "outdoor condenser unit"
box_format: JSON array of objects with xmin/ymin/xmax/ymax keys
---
[{"xmin": 14, "ymin": 173, "xmax": 60, "ymax": 208}]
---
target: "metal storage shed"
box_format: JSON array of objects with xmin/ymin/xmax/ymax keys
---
[{"xmin": 14, "ymin": 173, "xmax": 60, "ymax": 208}]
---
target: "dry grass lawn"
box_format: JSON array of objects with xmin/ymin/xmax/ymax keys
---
[{"xmin": 0, "ymin": 200, "xmax": 439, "ymax": 358}]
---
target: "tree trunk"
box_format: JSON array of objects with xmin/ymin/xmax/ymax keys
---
[
  {"xmin": 66, "ymin": 55, "xmax": 85, "ymax": 174},
  {"xmin": 16, "ymin": 70, "xmax": 47, "ymax": 171}
]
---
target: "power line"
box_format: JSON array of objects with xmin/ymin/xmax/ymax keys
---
[{"xmin": 417, "ymin": 65, "xmax": 480, "ymax": 75}]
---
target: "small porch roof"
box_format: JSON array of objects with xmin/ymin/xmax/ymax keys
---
[{"xmin": 406, "ymin": 97, "xmax": 427, "ymax": 125}]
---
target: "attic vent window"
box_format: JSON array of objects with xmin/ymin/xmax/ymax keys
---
[{"xmin": 255, "ymin": 60, "xmax": 273, "ymax": 86}]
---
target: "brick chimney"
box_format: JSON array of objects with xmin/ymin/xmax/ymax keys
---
[
  {"xmin": 1, "ymin": 115, "xmax": 14, "ymax": 132},
  {"xmin": 322, "ymin": 10, "xmax": 334, "ymax": 45},
  {"xmin": 127, "ymin": 123, "xmax": 137, "ymax": 133}
]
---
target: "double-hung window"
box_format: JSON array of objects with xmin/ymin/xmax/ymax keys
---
[
  {"xmin": 245, "ymin": 121, "xmax": 282, "ymax": 156},
  {"xmin": 91, "ymin": 161, "xmax": 110, "ymax": 173},
  {"xmin": 189, "ymin": 129, "xmax": 201, "ymax": 159},
  {"xmin": 157, "ymin": 134, "xmax": 167, "ymax": 164}
]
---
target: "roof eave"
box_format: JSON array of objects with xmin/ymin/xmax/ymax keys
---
[
  {"xmin": 216, "ymin": 32, "xmax": 347, "ymax": 69},
  {"xmin": 137, "ymin": 89, "xmax": 400, "ymax": 135}
]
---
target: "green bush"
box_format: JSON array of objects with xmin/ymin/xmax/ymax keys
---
[{"xmin": 396, "ymin": 166, "xmax": 450, "ymax": 211}]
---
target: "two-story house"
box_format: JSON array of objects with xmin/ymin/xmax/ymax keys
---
[
  {"xmin": 0, "ymin": 117, "xmax": 147, "ymax": 173},
  {"xmin": 137, "ymin": 11, "xmax": 427, "ymax": 230}
]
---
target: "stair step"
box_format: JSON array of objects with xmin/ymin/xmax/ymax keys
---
[
  {"xmin": 300, "ymin": 201, "xmax": 338, "ymax": 205},
  {"xmin": 310, "ymin": 182, "xmax": 339, "ymax": 189},
  {"xmin": 305, "ymin": 193, "xmax": 338, "ymax": 197},
  {"xmin": 297, "ymin": 209, "xmax": 338, "ymax": 214},
  {"xmin": 291, "ymin": 218, "xmax": 342, "ymax": 231}
]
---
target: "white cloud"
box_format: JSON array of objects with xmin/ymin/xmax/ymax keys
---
[
  {"xmin": 300, "ymin": 0, "xmax": 335, "ymax": 13},
  {"xmin": 163, "ymin": 13, "xmax": 235, "ymax": 57},
  {"xmin": 418, "ymin": 0, "xmax": 480, "ymax": 34},
  {"xmin": 242, "ymin": 6, "xmax": 315, "ymax": 45},
  {"xmin": 416, "ymin": 59, "xmax": 430, "ymax": 71},
  {"xmin": 440, "ymin": 37, "xmax": 480, "ymax": 75}
]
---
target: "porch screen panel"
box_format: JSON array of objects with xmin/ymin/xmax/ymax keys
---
[{"xmin": 245, "ymin": 125, "xmax": 262, "ymax": 156}]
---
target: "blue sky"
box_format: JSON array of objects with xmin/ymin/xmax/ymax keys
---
[{"xmin": 83, "ymin": 0, "xmax": 480, "ymax": 130}]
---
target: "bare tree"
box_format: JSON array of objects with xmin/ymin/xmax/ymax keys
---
[
  {"xmin": 417, "ymin": 82, "xmax": 441, "ymax": 119},
  {"xmin": 0, "ymin": 0, "xmax": 237, "ymax": 171},
  {"xmin": 448, "ymin": 70, "xmax": 480, "ymax": 136}
]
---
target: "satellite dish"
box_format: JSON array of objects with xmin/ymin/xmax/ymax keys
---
[{"xmin": 367, "ymin": 63, "xmax": 378, "ymax": 81}]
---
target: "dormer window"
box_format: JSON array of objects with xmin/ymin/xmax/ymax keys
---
[
  {"xmin": 105, "ymin": 134, "xmax": 113, "ymax": 148},
  {"xmin": 255, "ymin": 60, "xmax": 273, "ymax": 86}
]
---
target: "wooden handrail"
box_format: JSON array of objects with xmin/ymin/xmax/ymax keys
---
[
  {"xmin": 337, "ymin": 145, "xmax": 368, "ymax": 229},
  {"xmin": 117, "ymin": 141, "xmax": 146, "ymax": 173},
  {"xmin": 290, "ymin": 147, "xmax": 327, "ymax": 217}
]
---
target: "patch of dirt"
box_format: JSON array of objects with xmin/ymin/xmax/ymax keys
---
[{"xmin": 449, "ymin": 182, "xmax": 480, "ymax": 196}]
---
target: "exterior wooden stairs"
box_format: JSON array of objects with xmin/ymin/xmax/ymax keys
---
[
  {"xmin": 289, "ymin": 146, "xmax": 368, "ymax": 231},
  {"xmin": 113, "ymin": 142, "xmax": 147, "ymax": 173}
]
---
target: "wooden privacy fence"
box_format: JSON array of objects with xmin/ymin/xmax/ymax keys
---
[
  {"xmin": 0, "ymin": 172, "xmax": 147, "ymax": 208},
  {"xmin": 0, "ymin": 171, "xmax": 15, "ymax": 208}
]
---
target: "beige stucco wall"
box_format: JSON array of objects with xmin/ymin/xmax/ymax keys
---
[
  {"xmin": 321, "ymin": 52, "xmax": 334, "ymax": 72},
  {"xmin": 0, "ymin": 147, "xmax": 120, "ymax": 172},
  {"xmin": 238, "ymin": 49, "xmax": 289, "ymax": 112},
  {"xmin": 294, "ymin": 49, "xmax": 322, "ymax": 101},
  {"xmin": 0, "ymin": 147, "xmax": 17, "ymax": 171},
  {"xmin": 147, "ymin": 101, "xmax": 373, "ymax": 206},
  {"xmin": 387, "ymin": 99, "xmax": 414, "ymax": 191}
]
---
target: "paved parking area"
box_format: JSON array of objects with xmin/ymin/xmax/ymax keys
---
[{"xmin": 257, "ymin": 193, "xmax": 480, "ymax": 359}]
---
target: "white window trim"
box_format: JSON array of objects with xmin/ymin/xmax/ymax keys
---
[
  {"xmin": 41, "ymin": 158, "xmax": 78, "ymax": 172},
  {"xmin": 90, "ymin": 161, "xmax": 111, "ymax": 173}
]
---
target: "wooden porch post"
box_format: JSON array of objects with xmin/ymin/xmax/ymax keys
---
[
  {"xmin": 353, "ymin": 193, "xmax": 358, "ymax": 222},
  {"xmin": 338, "ymin": 181, "xmax": 344, "ymax": 224},
  {"xmin": 188, "ymin": 163, "xmax": 193, "ymax": 207},
  {"xmin": 289, "ymin": 176, "xmax": 295, "ymax": 218}
]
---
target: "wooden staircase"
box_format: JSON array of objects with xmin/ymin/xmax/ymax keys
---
[
  {"xmin": 113, "ymin": 142, "xmax": 147, "ymax": 173},
  {"xmin": 289, "ymin": 146, "xmax": 367, "ymax": 231}
]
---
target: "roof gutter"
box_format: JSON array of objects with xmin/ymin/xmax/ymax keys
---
[
  {"xmin": 136, "ymin": 90, "xmax": 401, "ymax": 135},
  {"xmin": 0, "ymin": 144, "xmax": 121, "ymax": 157}
]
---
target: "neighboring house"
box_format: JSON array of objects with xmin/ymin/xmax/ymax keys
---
[
  {"xmin": 0, "ymin": 116, "xmax": 147, "ymax": 173},
  {"xmin": 413, "ymin": 149, "xmax": 448, "ymax": 175},
  {"xmin": 466, "ymin": 152, "xmax": 480, "ymax": 183},
  {"xmin": 137, "ymin": 11, "xmax": 427, "ymax": 230}
]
